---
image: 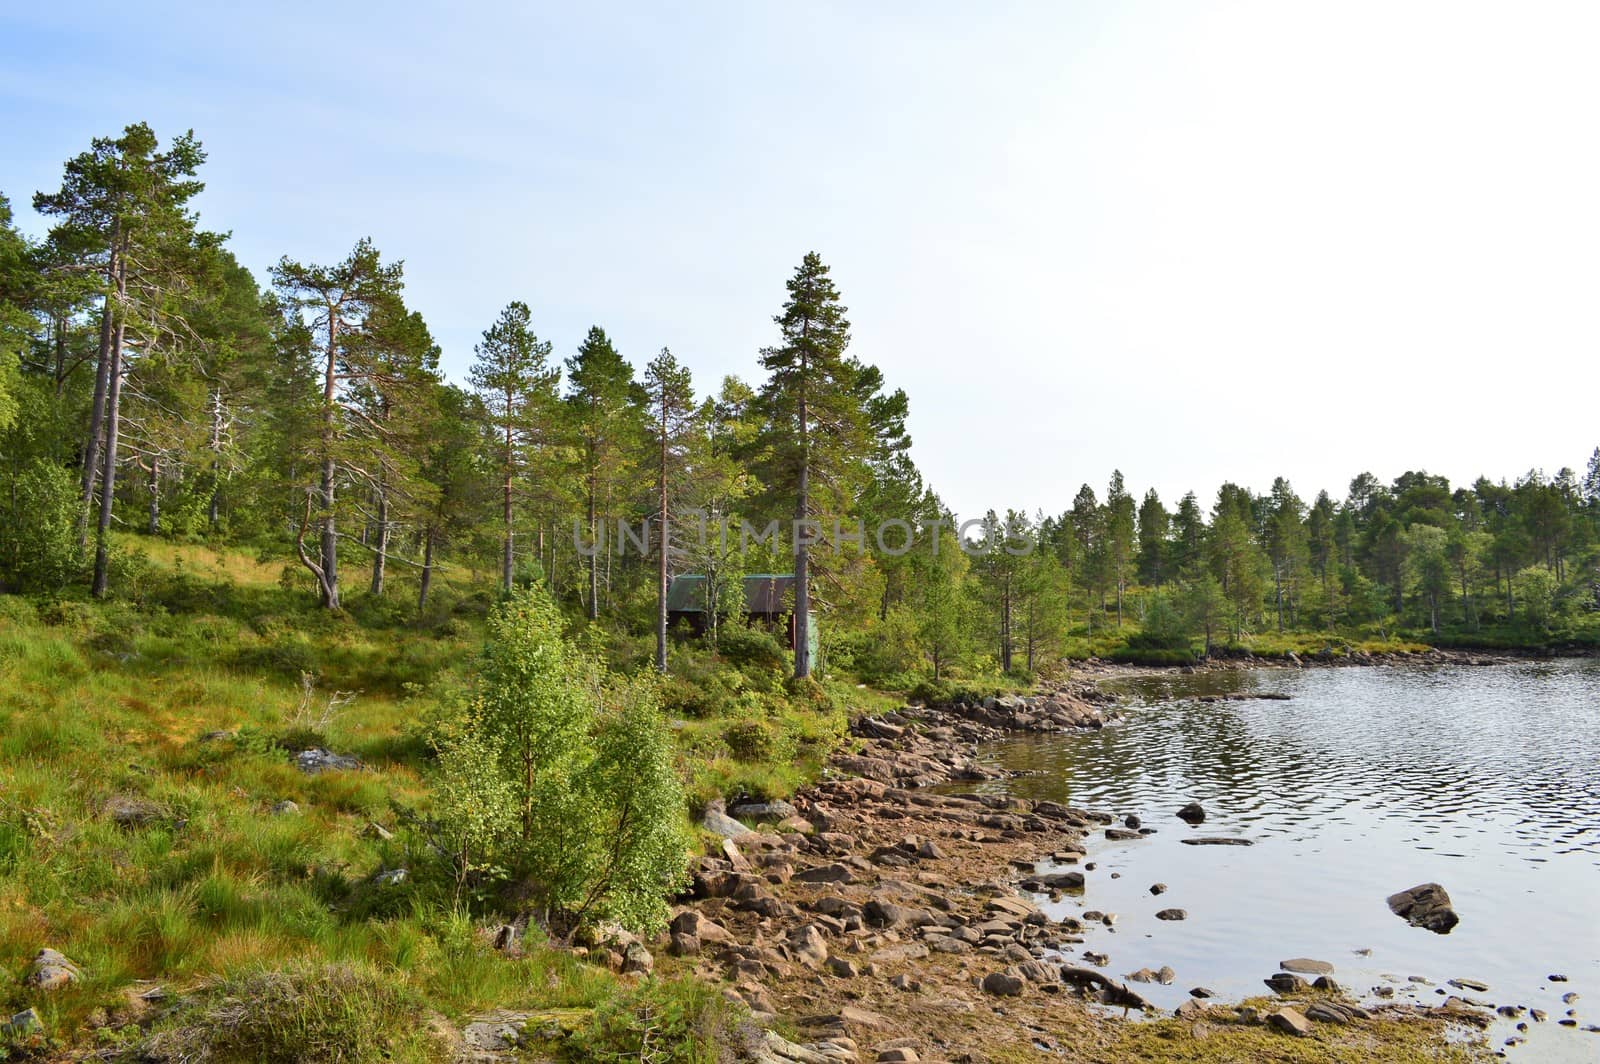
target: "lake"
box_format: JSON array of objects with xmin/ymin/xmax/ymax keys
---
[{"xmin": 959, "ymin": 661, "xmax": 1600, "ymax": 1062}]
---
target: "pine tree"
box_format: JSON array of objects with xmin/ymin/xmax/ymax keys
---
[
  {"xmin": 468, "ymin": 301, "xmax": 558, "ymax": 593},
  {"xmin": 270, "ymin": 239, "xmax": 405, "ymax": 609},
  {"xmin": 643, "ymin": 347, "xmax": 697, "ymax": 673},
  {"xmin": 565, "ymin": 326, "xmax": 644, "ymax": 620},
  {"xmin": 755, "ymin": 253, "xmax": 863, "ymax": 679}
]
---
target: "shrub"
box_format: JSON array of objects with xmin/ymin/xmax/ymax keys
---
[
  {"xmin": 144, "ymin": 962, "xmax": 436, "ymax": 1063},
  {"xmin": 429, "ymin": 587, "xmax": 689, "ymax": 935},
  {"xmin": 723, "ymin": 718, "xmax": 778, "ymax": 761},
  {"xmin": 0, "ymin": 459, "xmax": 84, "ymax": 592},
  {"xmin": 567, "ymin": 977, "xmax": 739, "ymax": 1064},
  {"xmin": 716, "ymin": 624, "xmax": 788, "ymax": 674}
]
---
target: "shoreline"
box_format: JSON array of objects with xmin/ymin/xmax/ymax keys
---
[{"xmin": 645, "ymin": 684, "xmax": 1493, "ymax": 1063}]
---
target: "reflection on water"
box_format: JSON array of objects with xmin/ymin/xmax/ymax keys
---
[{"xmin": 958, "ymin": 661, "xmax": 1600, "ymax": 1062}]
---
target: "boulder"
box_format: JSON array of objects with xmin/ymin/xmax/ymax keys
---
[
  {"xmin": 794, "ymin": 863, "xmax": 855, "ymax": 885},
  {"xmin": 789, "ymin": 925, "xmax": 829, "ymax": 969},
  {"xmin": 1386, "ymin": 883, "xmax": 1459, "ymax": 934},
  {"xmin": 670, "ymin": 909, "xmax": 733, "ymax": 945},
  {"xmin": 701, "ymin": 799, "xmax": 753, "ymax": 838},
  {"xmin": 4, "ymin": 1008, "xmax": 42, "ymax": 1036},
  {"xmin": 981, "ymin": 970, "xmax": 1026, "ymax": 996},
  {"xmin": 1264, "ymin": 972, "xmax": 1308, "ymax": 994},
  {"xmin": 1280, "ymin": 958, "xmax": 1335, "ymax": 975},
  {"xmin": 1267, "ymin": 1007, "xmax": 1313, "ymax": 1037},
  {"xmin": 23, "ymin": 949, "xmax": 80, "ymax": 991},
  {"xmin": 1176, "ymin": 802, "xmax": 1206, "ymax": 824},
  {"xmin": 621, "ymin": 941, "xmax": 654, "ymax": 975},
  {"xmin": 294, "ymin": 748, "xmax": 363, "ymax": 775},
  {"xmin": 731, "ymin": 799, "xmax": 799, "ymax": 822}
]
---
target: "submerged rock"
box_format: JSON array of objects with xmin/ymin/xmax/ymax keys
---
[
  {"xmin": 1180, "ymin": 836, "xmax": 1253, "ymax": 846},
  {"xmin": 1280, "ymin": 958, "xmax": 1334, "ymax": 975},
  {"xmin": 1386, "ymin": 882, "xmax": 1459, "ymax": 934},
  {"xmin": 1176, "ymin": 802, "xmax": 1206, "ymax": 824}
]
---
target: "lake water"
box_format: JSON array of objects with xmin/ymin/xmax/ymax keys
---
[{"xmin": 959, "ymin": 661, "xmax": 1600, "ymax": 1062}]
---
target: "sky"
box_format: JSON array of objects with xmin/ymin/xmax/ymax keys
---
[{"xmin": 3, "ymin": 2, "xmax": 1597, "ymax": 521}]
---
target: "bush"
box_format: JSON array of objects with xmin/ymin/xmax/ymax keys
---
[
  {"xmin": 429, "ymin": 587, "xmax": 689, "ymax": 935},
  {"xmin": 567, "ymin": 977, "xmax": 740, "ymax": 1064},
  {"xmin": 0, "ymin": 459, "xmax": 84, "ymax": 592},
  {"xmin": 144, "ymin": 962, "xmax": 436, "ymax": 1063},
  {"xmin": 716, "ymin": 624, "xmax": 788, "ymax": 673},
  {"xmin": 1110, "ymin": 646, "xmax": 1197, "ymax": 666},
  {"xmin": 723, "ymin": 718, "xmax": 778, "ymax": 761}
]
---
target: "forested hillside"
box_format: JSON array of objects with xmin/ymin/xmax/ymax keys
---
[{"xmin": 3, "ymin": 124, "xmax": 1596, "ymax": 679}]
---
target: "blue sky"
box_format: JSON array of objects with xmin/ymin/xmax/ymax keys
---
[{"xmin": 4, "ymin": 2, "xmax": 1597, "ymax": 518}]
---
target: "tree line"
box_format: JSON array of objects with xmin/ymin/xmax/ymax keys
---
[{"xmin": 2, "ymin": 123, "xmax": 1597, "ymax": 685}]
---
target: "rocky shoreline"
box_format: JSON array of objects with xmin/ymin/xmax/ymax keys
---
[{"xmin": 615, "ymin": 683, "xmax": 1490, "ymax": 1064}]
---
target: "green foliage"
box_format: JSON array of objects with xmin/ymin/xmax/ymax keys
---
[
  {"xmin": 566, "ymin": 977, "xmax": 738, "ymax": 1064},
  {"xmin": 429, "ymin": 587, "xmax": 688, "ymax": 935},
  {"xmin": 0, "ymin": 459, "xmax": 85, "ymax": 591}
]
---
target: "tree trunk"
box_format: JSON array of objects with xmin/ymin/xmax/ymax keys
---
[
  {"xmin": 80, "ymin": 244, "xmax": 121, "ymax": 545},
  {"xmin": 418, "ymin": 528, "xmax": 434, "ymax": 609},
  {"xmin": 317, "ymin": 314, "xmax": 340, "ymax": 609},
  {"xmin": 793, "ymin": 391, "xmax": 812, "ymax": 680},
  {"xmin": 207, "ymin": 387, "xmax": 224, "ymax": 530},
  {"xmin": 586, "ymin": 465, "xmax": 599, "ymax": 621},
  {"xmin": 369, "ymin": 477, "xmax": 388, "ymax": 596},
  {"xmin": 146, "ymin": 457, "xmax": 160, "ymax": 535},
  {"xmin": 91, "ymin": 312, "xmax": 125, "ymax": 598},
  {"xmin": 656, "ymin": 420, "xmax": 669, "ymax": 673}
]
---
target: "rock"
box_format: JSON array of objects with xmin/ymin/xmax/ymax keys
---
[
  {"xmin": 890, "ymin": 973, "xmax": 921, "ymax": 992},
  {"xmin": 790, "ymin": 925, "xmax": 829, "ymax": 968},
  {"xmin": 731, "ymin": 799, "xmax": 799, "ymax": 822},
  {"xmin": 1264, "ymin": 972, "xmax": 1309, "ymax": 994},
  {"xmin": 1448, "ymin": 978, "xmax": 1490, "ymax": 992},
  {"xmin": 794, "ymin": 862, "xmax": 855, "ymax": 885},
  {"xmin": 1306, "ymin": 1001, "xmax": 1369, "ymax": 1025},
  {"xmin": 373, "ymin": 868, "xmax": 407, "ymax": 886},
  {"xmin": 270, "ymin": 800, "xmax": 299, "ymax": 815},
  {"xmin": 1180, "ymin": 836, "xmax": 1252, "ymax": 846},
  {"xmin": 825, "ymin": 957, "xmax": 858, "ymax": 978},
  {"xmin": 1267, "ymin": 1007, "xmax": 1313, "ymax": 1037},
  {"xmin": 1190, "ymin": 987, "xmax": 1215, "ymax": 998},
  {"xmin": 915, "ymin": 839, "xmax": 945, "ymax": 860},
  {"xmin": 1386, "ymin": 883, "xmax": 1459, "ymax": 934},
  {"xmin": 981, "ymin": 970, "xmax": 1026, "ymax": 996},
  {"xmin": 621, "ymin": 941, "xmax": 653, "ymax": 974},
  {"xmin": 1149, "ymin": 883, "xmax": 1167, "ymax": 895},
  {"xmin": 106, "ymin": 794, "xmax": 161, "ymax": 826},
  {"xmin": 877, "ymin": 1050, "xmax": 919, "ymax": 1063},
  {"xmin": 198, "ymin": 729, "xmax": 235, "ymax": 742},
  {"xmin": 1313, "ymin": 976, "xmax": 1342, "ymax": 993},
  {"xmin": 1176, "ymin": 802, "xmax": 1206, "ymax": 824},
  {"xmin": 24, "ymin": 948, "xmax": 80, "ymax": 990},
  {"xmin": 294, "ymin": 748, "xmax": 363, "ymax": 774},
  {"xmin": 1280, "ymin": 958, "xmax": 1335, "ymax": 975},
  {"xmin": 1104, "ymin": 828, "xmax": 1142, "ymax": 841},
  {"xmin": 750, "ymin": 1029, "xmax": 859, "ymax": 1064},
  {"xmin": 671, "ymin": 910, "xmax": 733, "ymax": 945},
  {"xmin": 668, "ymin": 932, "xmax": 700, "ymax": 956},
  {"xmin": 1548, "ymin": 973, "xmax": 1569, "ymax": 982},
  {"xmin": 4, "ymin": 1008, "xmax": 42, "ymax": 1036},
  {"xmin": 1155, "ymin": 909, "xmax": 1187, "ymax": 921},
  {"xmin": 701, "ymin": 798, "xmax": 752, "ymax": 838},
  {"xmin": 1124, "ymin": 815, "xmax": 1141, "ymax": 829}
]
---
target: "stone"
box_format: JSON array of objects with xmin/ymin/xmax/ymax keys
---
[
  {"xmin": 4, "ymin": 1007, "xmax": 42, "ymax": 1036},
  {"xmin": 730, "ymin": 799, "xmax": 799, "ymax": 822},
  {"xmin": 981, "ymin": 970, "xmax": 1025, "ymax": 996},
  {"xmin": 24, "ymin": 948, "xmax": 80, "ymax": 991},
  {"xmin": 670, "ymin": 909, "xmax": 733, "ymax": 945},
  {"xmin": 294, "ymin": 748, "xmax": 363, "ymax": 774},
  {"xmin": 270, "ymin": 800, "xmax": 299, "ymax": 815},
  {"xmin": 825, "ymin": 956, "xmax": 858, "ymax": 978},
  {"xmin": 1190, "ymin": 987, "xmax": 1215, "ymax": 998},
  {"xmin": 790, "ymin": 925, "xmax": 829, "ymax": 968},
  {"xmin": 1264, "ymin": 972, "xmax": 1309, "ymax": 994},
  {"xmin": 1176, "ymin": 802, "xmax": 1206, "ymax": 824},
  {"xmin": 700, "ymin": 798, "xmax": 752, "ymax": 838},
  {"xmin": 1306, "ymin": 1001, "xmax": 1369, "ymax": 1025},
  {"xmin": 1124, "ymin": 815, "xmax": 1141, "ymax": 828},
  {"xmin": 1149, "ymin": 883, "xmax": 1167, "ymax": 895},
  {"xmin": 1180, "ymin": 836, "xmax": 1252, "ymax": 846},
  {"xmin": 621, "ymin": 941, "xmax": 653, "ymax": 974},
  {"xmin": 1105, "ymin": 828, "xmax": 1142, "ymax": 841},
  {"xmin": 1280, "ymin": 958, "xmax": 1335, "ymax": 975},
  {"xmin": 1267, "ymin": 1007, "xmax": 1313, "ymax": 1037},
  {"xmin": 1313, "ymin": 976, "xmax": 1342, "ymax": 993},
  {"xmin": 668, "ymin": 932, "xmax": 700, "ymax": 956},
  {"xmin": 1155, "ymin": 909, "xmax": 1187, "ymax": 921},
  {"xmin": 794, "ymin": 862, "xmax": 855, "ymax": 885},
  {"xmin": 106, "ymin": 794, "xmax": 161, "ymax": 826},
  {"xmin": 877, "ymin": 1050, "xmax": 919, "ymax": 1063},
  {"xmin": 1448, "ymin": 978, "xmax": 1490, "ymax": 992},
  {"xmin": 1386, "ymin": 882, "xmax": 1458, "ymax": 934},
  {"xmin": 373, "ymin": 868, "xmax": 407, "ymax": 886}
]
